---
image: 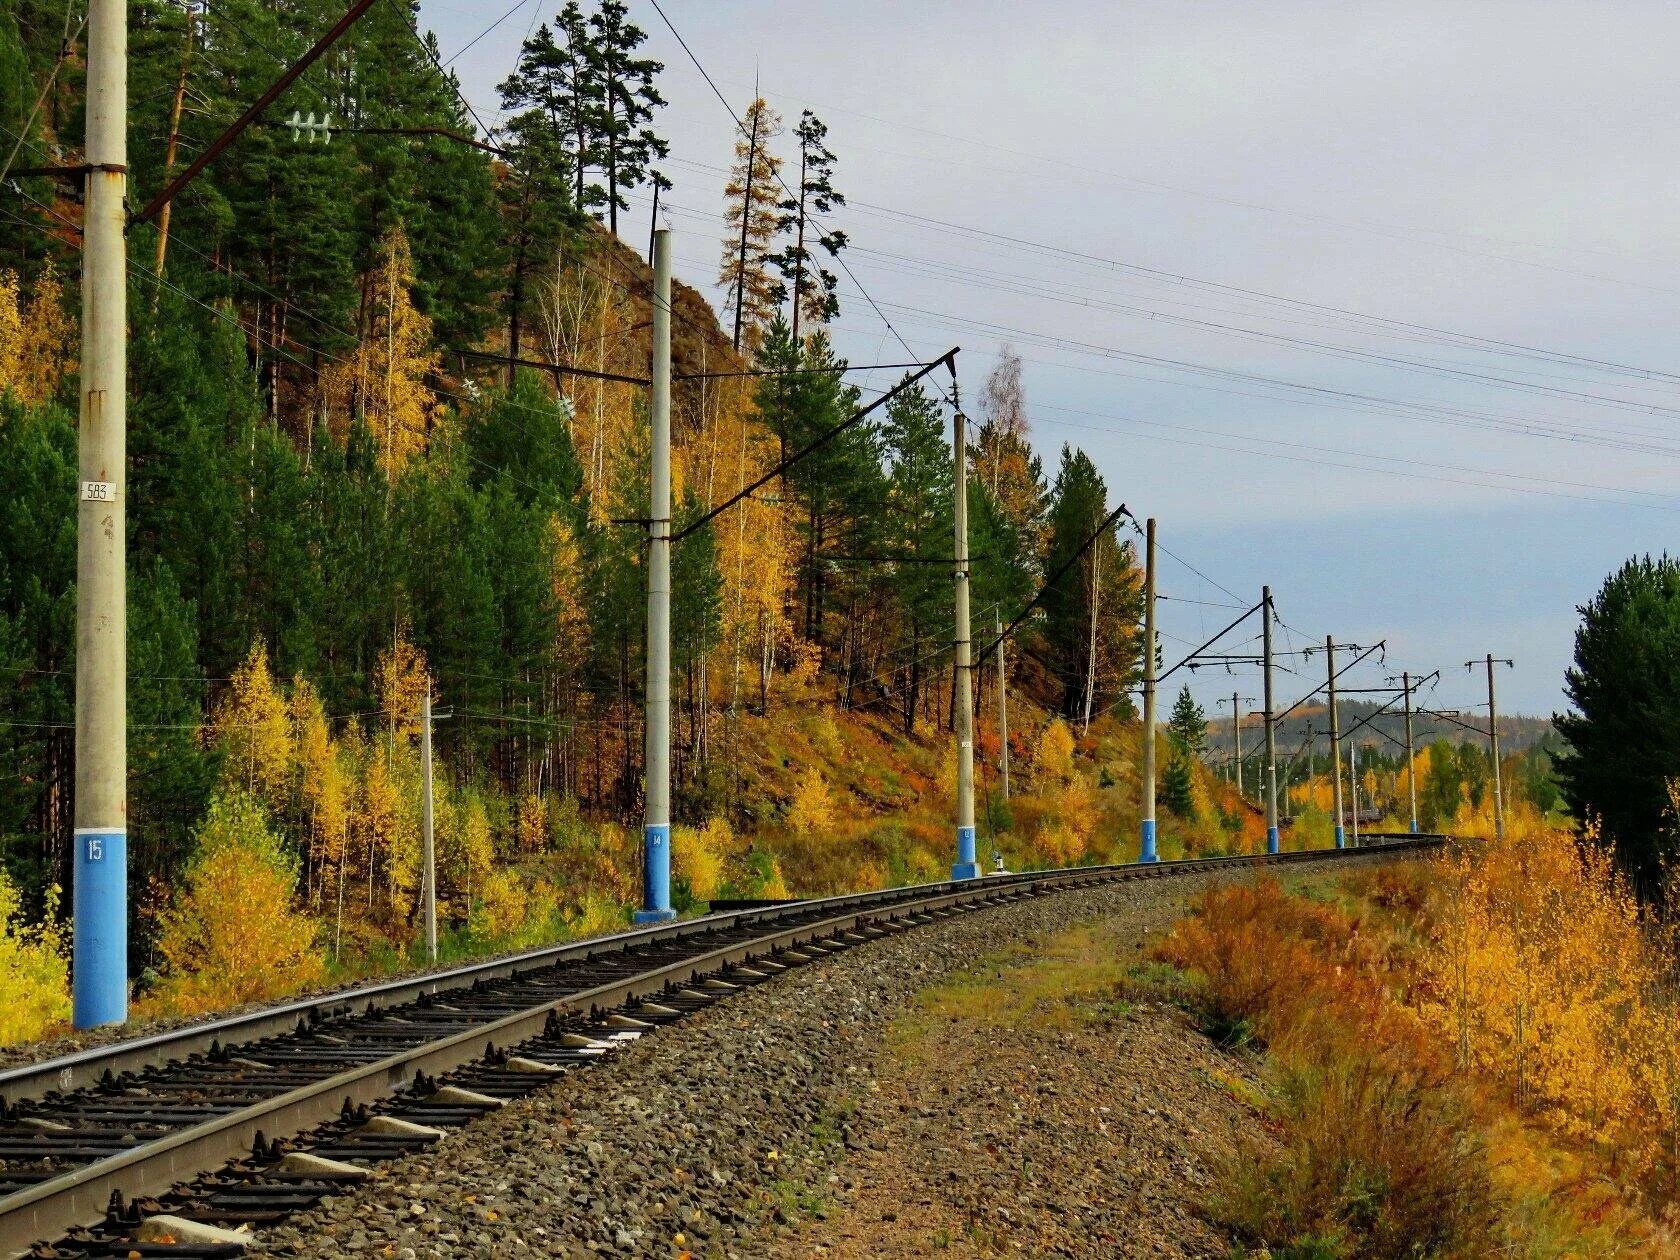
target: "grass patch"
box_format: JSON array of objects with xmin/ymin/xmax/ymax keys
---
[{"xmin": 891, "ymin": 919, "xmax": 1167, "ymax": 1061}]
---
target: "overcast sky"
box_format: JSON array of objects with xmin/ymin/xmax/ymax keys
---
[{"xmin": 420, "ymin": 0, "xmax": 1680, "ymax": 718}]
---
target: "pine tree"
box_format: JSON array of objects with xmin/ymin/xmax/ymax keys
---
[
  {"xmin": 880, "ymin": 381, "xmax": 952, "ymax": 731},
  {"xmin": 719, "ymin": 98, "xmax": 784, "ymax": 353},
  {"xmin": 1167, "ymin": 684, "xmax": 1208, "ymax": 758},
  {"xmin": 498, "ymin": 20, "xmax": 587, "ymax": 379},
  {"xmin": 1161, "ymin": 749, "xmax": 1196, "ymax": 818},
  {"xmin": 773, "ymin": 111, "xmax": 847, "ymax": 342},
  {"xmin": 753, "ymin": 322, "xmax": 880, "ymax": 654},
  {"xmin": 585, "ymin": 0, "xmax": 667, "ymax": 237},
  {"xmin": 1040, "ymin": 445, "xmax": 1141, "ymax": 719}
]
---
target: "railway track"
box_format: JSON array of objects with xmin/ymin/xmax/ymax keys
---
[{"xmin": 0, "ymin": 839, "xmax": 1442, "ymax": 1258}]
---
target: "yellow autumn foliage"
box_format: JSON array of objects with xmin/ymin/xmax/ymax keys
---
[
  {"xmin": 374, "ymin": 633, "xmax": 429, "ymax": 741},
  {"xmin": 1421, "ymin": 818, "xmax": 1680, "ymax": 1195},
  {"xmin": 213, "ymin": 642, "xmax": 292, "ymax": 802},
  {"xmin": 0, "ymin": 266, "xmax": 73, "ymax": 407},
  {"xmin": 150, "ymin": 790, "xmax": 324, "ymax": 1015},
  {"xmin": 473, "ymin": 867, "xmax": 531, "ymax": 941},
  {"xmin": 319, "ymin": 226, "xmax": 438, "ymax": 476},
  {"xmin": 1036, "ymin": 718, "xmax": 1076, "ymax": 783},
  {"xmin": 0, "ymin": 874, "xmax": 69, "ymax": 1044},
  {"xmin": 516, "ymin": 794, "xmax": 550, "ymax": 855},
  {"xmin": 672, "ymin": 817, "xmax": 729, "ymax": 903},
  {"xmin": 787, "ymin": 766, "xmax": 836, "ymax": 837}
]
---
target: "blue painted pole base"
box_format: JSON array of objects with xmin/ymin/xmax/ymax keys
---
[
  {"xmin": 1334, "ymin": 825, "xmax": 1346, "ymax": 850},
  {"xmin": 72, "ymin": 828, "xmax": 127, "ymax": 1028},
  {"xmin": 1266, "ymin": 826, "xmax": 1280, "ymax": 855},
  {"xmin": 952, "ymin": 824, "xmax": 980, "ymax": 881},
  {"xmin": 1139, "ymin": 818, "xmax": 1158, "ymax": 863},
  {"xmin": 1410, "ymin": 819, "xmax": 1419, "ymax": 835},
  {"xmin": 637, "ymin": 823, "xmax": 674, "ymax": 922}
]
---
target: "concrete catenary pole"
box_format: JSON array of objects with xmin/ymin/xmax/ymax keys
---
[
  {"xmin": 637, "ymin": 229, "xmax": 676, "ymax": 922},
  {"xmin": 1403, "ymin": 671, "xmax": 1419, "ymax": 834},
  {"xmin": 951, "ymin": 407, "xmax": 979, "ymax": 880},
  {"xmin": 994, "ymin": 609, "xmax": 1010, "ymax": 802},
  {"xmin": 1485, "ymin": 653, "xmax": 1505, "ymax": 841},
  {"xmin": 421, "ymin": 682, "xmax": 437, "ymax": 962},
  {"xmin": 1326, "ymin": 637, "xmax": 1345, "ymax": 849},
  {"xmin": 1262, "ymin": 587, "xmax": 1279, "ymax": 855},
  {"xmin": 1138, "ymin": 518, "xmax": 1159, "ymax": 862},
  {"xmin": 1231, "ymin": 693, "xmax": 1243, "ymax": 796},
  {"xmin": 73, "ymin": 0, "xmax": 130, "ymax": 1029},
  {"xmin": 1350, "ymin": 739, "xmax": 1362, "ymax": 847}
]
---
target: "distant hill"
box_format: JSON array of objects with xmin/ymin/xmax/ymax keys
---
[{"xmin": 1202, "ymin": 698, "xmax": 1559, "ymax": 764}]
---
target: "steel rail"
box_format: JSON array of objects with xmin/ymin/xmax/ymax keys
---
[{"xmin": 0, "ymin": 839, "xmax": 1441, "ymax": 1257}]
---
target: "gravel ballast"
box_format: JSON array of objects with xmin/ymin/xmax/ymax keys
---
[{"xmin": 250, "ymin": 851, "xmax": 1416, "ymax": 1259}]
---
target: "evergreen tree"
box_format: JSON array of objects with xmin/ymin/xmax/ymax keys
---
[
  {"xmin": 773, "ymin": 111, "xmax": 847, "ymax": 342},
  {"xmin": 719, "ymin": 98, "xmax": 784, "ymax": 353},
  {"xmin": 585, "ymin": 0, "xmax": 667, "ymax": 236},
  {"xmin": 1042, "ymin": 446, "xmax": 1114, "ymax": 717},
  {"xmin": 496, "ymin": 38, "xmax": 584, "ymax": 380},
  {"xmin": 880, "ymin": 381, "xmax": 953, "ymax": 731},
  {"xmin": 753, "ymin": 321, "xmax": 880, "ymax": 656},
  {"xmin": 1555, "ymin": 555, "xmax": 1680, "ymax": 896},
  {"xmin": 1167, "ymin": 685, "xmax": 1208, "ymax": 758},
  {"xmin": 0, "ymin": 395, "xmax": 76, "ymax": 894},
  {"xmin": 1161, "ymin": 751, "xmax": 1195, "ymax": 818}
]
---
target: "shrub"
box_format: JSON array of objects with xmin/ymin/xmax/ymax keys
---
[
  {"xmin": 787, "ymin": 766, "xmax": 836, "ymax": 837},
  {"xmin": 1216, "ymin": 1050, "xmax": 1497, "ymax": 1259},
  {"xmin": 672, "ymin": 817, "xmax": 729, "ymax": 904},
  {"xmin": 149, "ymin": 789, "xmax": 324, "ymax": 1014},
  {"xmin": 1159, "ymin": 878, "xmax": 1497, "ymax": 1257},
  {"xmin": 0, "ymin": 873, "xmax": 69, "ymax": 1044},
  {"xmin": 1036, "ymin": 718, "xmax": 1076, "ymax": 783}
]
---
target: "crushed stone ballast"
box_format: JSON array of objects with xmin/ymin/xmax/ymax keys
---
[{"xmin": 0, "ymin": 838, "xmax": 1442, "ymax": 1258}]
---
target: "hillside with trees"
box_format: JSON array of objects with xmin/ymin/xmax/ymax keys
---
[{"xmin": 0, "ymin": 0, "xmax": 1156, "ymax": 1037}]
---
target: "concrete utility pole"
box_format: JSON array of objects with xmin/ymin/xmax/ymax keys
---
[
  {"xmin": 1138, "ymin": 518, "xmax": 1159, "ymax": 862},
  {"xmin": 73, "ymin": 0, "xmax": 129, "ymax": 1029},
  {"xmin": 1402, "ymin": 671, "xmax": 1418, "ymax": 835},
  {"xmin": 1326, "ymin": 637, "xmax": 1345, "ymax": 849},
  {"xmin": 951, "ymin": 408, "xmax": 979, "ymax": 881},
  {"xmin": 1350, "ymin": 740, "xmax": 1362, "ymax": 847},
  {"xmin": 1479, "ymin": 653, "xmax": 1509, "ymax": 840},
  {"xmin": 637, "ymin": 229, "xmax": 676, "ymax": 922},
  {"xmin": 1230, "ymin": 693, "xmax": 1243, "ymax": 796},
  {"xmin": 1262, "ymin": 587, "xmax": 1279, "ymax": 855},
  {"xmin": 994, "ymin": 609, "xmax": 1010, "ymax": 802},
  {"xmin": 420, "ymin": 682, "xmax": 437, "ymax": 962}
]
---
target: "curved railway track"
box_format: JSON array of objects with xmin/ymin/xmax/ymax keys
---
[{"xmin": 0, "ymin": 839, "xmax": 1443, "ymax": 1258}]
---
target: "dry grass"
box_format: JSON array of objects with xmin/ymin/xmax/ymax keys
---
[{"xmin": 1157, "ymin": 879, "xmax": 1499, "ymax": 1258}]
